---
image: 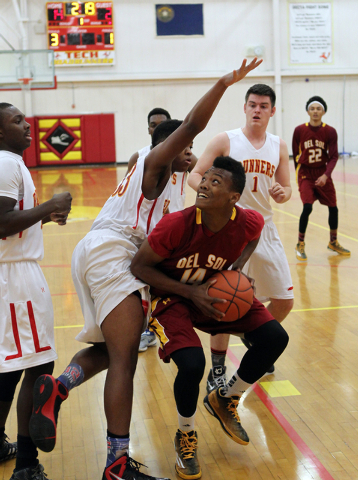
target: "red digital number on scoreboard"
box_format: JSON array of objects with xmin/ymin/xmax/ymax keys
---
[{"xmin": 46, "ymin": 2, "xmax": 114, "ymax": 66}]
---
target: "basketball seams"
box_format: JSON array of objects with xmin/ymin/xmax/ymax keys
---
[{"xmin": 208, "ymin": 270, "xmax": 253, "ymax": 321}]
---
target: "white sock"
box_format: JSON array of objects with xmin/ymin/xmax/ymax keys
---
[
  {"xmin": 222, "ymin": 373, "xmax": 252, "ymax": 398},
  {"xmin": 177, "ymin": 410, "xmax": 196, "ymax": 432}
]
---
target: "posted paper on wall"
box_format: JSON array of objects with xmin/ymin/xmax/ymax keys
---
[{"xmin": 289, "ymin": 3, "xmax": 332, "ymax": 64}]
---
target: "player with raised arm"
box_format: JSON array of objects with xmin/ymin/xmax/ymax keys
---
[
  {"xmin": 188, "ymin": 84, "xmax": 294, "ymax": 390},
  {"xmin": 293, "ymin": 95, "xmax": 350, "ymax": 260},
  {"xmin": 0, "ymin": 103, "xmax": 72, "ymax": 480},
  {"xmin": 131, "ymin": 157, "xmax": 289, "ymax": 480},
  {"xmin": 29, "ymin": 59, "xmax": 262, "ymax": 480},
  {"xmin": 126, "ymin": 108, "xmax": 198, "ymax": 352}
]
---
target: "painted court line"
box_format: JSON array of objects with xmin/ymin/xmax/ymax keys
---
[
  {"xmin": 226, "ymin": 348, "xmax": 335, "ymax": 480},
  {"xmin": 292, "ymin": 305, "xmax": 358, "ymax": 313},
  {"xmin": 272, "ymin": 207, "xmax": 358, "ymax": 243},
  {"xmin": 290, "ymin": 263, "xmax": 358, "ymax": 269}
]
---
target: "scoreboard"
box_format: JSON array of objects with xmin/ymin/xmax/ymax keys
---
[{"xmin": 46, "ymin": 2, "xmax": 114, "ymax": 66}]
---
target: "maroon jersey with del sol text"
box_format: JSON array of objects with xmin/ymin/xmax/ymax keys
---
[
  {"xmin": 292, "ymin": 123, "xmax": 338, "ymax": 177},
  {"xmin": 148, "ymin": 205, "xmax": 264, "ymax": 297}
]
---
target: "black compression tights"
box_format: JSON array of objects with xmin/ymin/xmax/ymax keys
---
[
  {"xmin": 299, "ymin": 203, "xmax": 338, "ymax": 233},
  {"xmin": 241, "ymin": 321, "xmax": 289, "ymax": 383},
  {"xmin": 171, "ymin": 347, "xmax": 206, "ymax": 418},
  {"xmin": 0, "ymin": 370, "xmax": 23, "ymax": 402}
]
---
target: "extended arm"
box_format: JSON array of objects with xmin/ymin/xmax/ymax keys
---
[
  {"xmin": 323, "ymin": 128, "xmax": 339, "ymax": 179},
  {"xmin": 131, "ymin": 239, "xmax": 226, "ymax": 319},
  {"xmin": 142, "ymin": 58, "xmax": 263, "ymax": 199},
  {"xmin": 187, "ymin": 132, "xmax": 230, "ymax": 192},
  {"xmin": 269, "ymin": 139, "xmax": 292, "ymax": 204},
  {"xmin": 0, "ymin": 192, "xmax": 72, "ymax": 238}
]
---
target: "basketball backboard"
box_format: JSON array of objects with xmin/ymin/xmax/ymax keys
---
[{"xmin": 0, "ymin": 49, "xmax": 56, "ymax": 90}]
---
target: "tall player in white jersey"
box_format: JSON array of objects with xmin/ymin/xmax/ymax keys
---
[
  {"xmin": 29, "ymin": 59, "xmax": 262, "ymax": 480},
  {"xmin": 0, "ymin": 103, "xmax": 72, "ymax": 480},
  {"xmin": 126, "ymin": 107, "xmax": 197, "ymax": 352},
  {"xmin": 189, "ymin": 84, "xmax": 293, "ymax": 388}
]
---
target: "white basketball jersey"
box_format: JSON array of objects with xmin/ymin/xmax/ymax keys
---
[
  {"xmin": 138, "ymin": 144, "xmax": 151, "ymax": 157},
  {"xmin": 170, "ymin": 171, "xmax": 187, "ymax": 212},
  {"xmin": 91, "ymin": 155, "xmax": 171, "ymax": 246},
  {"xmin": 0, "ymin": 152, "xmax": 44, "ymax": 262},
  {"xmin": 226, "ymin": 128, "xmax": 280, "ymax": 222},
  {"xmin": 136, "ymin": 144, "xmax": 187, "ymax": 213}
]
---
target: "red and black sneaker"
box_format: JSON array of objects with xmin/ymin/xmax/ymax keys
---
[
  {"xmin": 103, "ymin": 453, "xmax": 171, "ymax": 480},
  {"xmin": 29, "ymin": 374, "xmax": 68, "ymax": 453}
]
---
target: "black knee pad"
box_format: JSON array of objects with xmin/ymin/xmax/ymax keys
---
[
  {"xmin": 303, "ymin": 203, "xmax": 313, "ymax": 216},
  {"xmin": 171, "ymin": 347, "xmax": 206, "ymax": 384},
  {"xmin": 0, "ymin": 370, "xmax": 23, "ymax": 402}
]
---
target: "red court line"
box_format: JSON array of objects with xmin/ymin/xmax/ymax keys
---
[
  {"xmin": 332, "ymin": 170, "xmax": 358, "ymax": 186},
  {"xmin": 226, "ymin": 348, "xmax": 335, "ymax": 480}
]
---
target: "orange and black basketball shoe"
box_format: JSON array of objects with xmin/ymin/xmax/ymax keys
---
[
  {"xmin": 29, "ymin": 374, "xmax": 69, "ymax": 452},
  {"xmin": 103, "ymin": 453, "xmax": 170, "ymax": 480}
]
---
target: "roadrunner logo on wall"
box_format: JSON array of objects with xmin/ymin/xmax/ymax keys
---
[{"xmin": 37, "ymin": 117, "xmax": 83, "ymax": 163}]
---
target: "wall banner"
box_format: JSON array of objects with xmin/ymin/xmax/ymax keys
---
[{"xmin": 289, "ymin": 3, "xmax": 332, "ymax": 64}]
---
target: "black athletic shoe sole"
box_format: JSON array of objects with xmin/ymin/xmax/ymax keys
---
[{"xmin": 29, "ymin": 375, "xmax": 68, "ymax": 452}]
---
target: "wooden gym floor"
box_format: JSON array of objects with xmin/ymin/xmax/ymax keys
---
[{"xmin": 1, "ymin": 156, "xmax": 358, "ymax": 480}]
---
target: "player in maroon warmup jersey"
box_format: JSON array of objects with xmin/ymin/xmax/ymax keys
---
[
  {"xmin": 292, "ymin": 96, "xmax": 350, "ymax": 261},
  {"xmin": 131, "ymin": 157, "xmax": 289, "ymax": 480}
]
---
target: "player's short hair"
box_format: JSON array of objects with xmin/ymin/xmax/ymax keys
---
[
  {"xmin": 213, "ymin": 156, "xmax": 246, "ymax": 194},
  {"xmin": 0, "ymin": 103, "xmax": 13, "ymax": 127},
  {"xmin": 245, "ymin": 84, "xmax": 276, "ymax": 107},
  {"xmin": 152, "ymin": 119, "xmax": 182, "ymax": 147},
  {"xmin": 306, "ymin": 96, "xmax": 327, "ymax": 112},
  {"xmin": 147, "ymin": 108, "xmax": 171, "ymax": 124}
]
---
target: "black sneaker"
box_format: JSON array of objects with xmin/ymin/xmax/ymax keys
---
[
  {"xmin": 206, "ymin": 366, "xmax": 227, "ymax": 394},
  {"xmin": 102, "ymin": 453, "xmax": 170, "ymax": 480},
  {"xmin": 10, "ymin": 463, "xmax": 50, "ymax": 479},
  {"xmin": 0, "ymin": 434, "xmax": 17, "ymax": 462},
  {"xmin": 174, "ymin": 430, "xmax": 201, "ymax": 479},
  {"xmin": 29, "ymin": 375, "xmax": 68, "ymax": 452}
]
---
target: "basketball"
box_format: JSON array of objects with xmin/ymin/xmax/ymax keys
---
[{"xmin": 208, "ymin": 270, "xmax": 254, "ymax": 322}]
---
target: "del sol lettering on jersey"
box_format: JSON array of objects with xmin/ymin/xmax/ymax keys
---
[
  {"xmin": 304, "ymin": 139, "xmax": 325, "ymax": 149},
  {"xmin": 176, "ymin": 253, "xmax": 227, "ymax": 284},
  {"xmin": 242, "ymin": 159, "xmax": 275, "ymax": 178}
]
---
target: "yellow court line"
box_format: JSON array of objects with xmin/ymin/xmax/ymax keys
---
[
  {"xmin": 335, "ymin": 190, "xmax": 358, "ymax": 199},
  {"xmin": 272, "ymin": 207, "xmax": 358, "ymax": 242},
  {"xmin": 229, "ymin": 343, "xmax": 244, "ymax": 347},
  {"xmin": 54, "ymin": 324, "xmax": 84, "ymax": 329},
  {"xmin": 292, "ymin": 305, "xmax": 358, "ymax": 313}
]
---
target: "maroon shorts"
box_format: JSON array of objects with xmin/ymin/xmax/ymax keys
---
[
  {"xmin": 149, "ymin": 295, "xmax": 275, "ymax": 363},
  {"xmin": 297, "ymin": 165, "xmax": 337, "ymax": 207}
]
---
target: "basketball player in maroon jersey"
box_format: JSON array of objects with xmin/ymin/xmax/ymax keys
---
[
  {"xmin": 131, "ymin": 157, "xmax": 289, "ymax": 480},
  {"xmin": 293, "ymin": 96, "xmax": 350, "ymax": 260},
  {"xmin": 30, "ymin": 59, "xmax": 263, "ymax": 480}
]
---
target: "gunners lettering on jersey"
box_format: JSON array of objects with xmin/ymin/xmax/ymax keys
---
[
  {"xmin": 304, "ymin": 139, "xmax": 325, "ymax": 150},
  {"xmin": 242, "ymin": 159, "xmax": 275, "ymax": 178},
  {"xmin": 171, "ymin": 173, "xmax": 177, "ymax": 185},
  {"xmin": 163, "ymin": 199, "xmax": 171, "ymax": 215}
]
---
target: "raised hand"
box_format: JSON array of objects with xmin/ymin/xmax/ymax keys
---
[{"xmin": 222, "ymin": 58, "xmax": 263, "ymax": 87}]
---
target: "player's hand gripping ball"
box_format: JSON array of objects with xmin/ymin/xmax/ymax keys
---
[{"xmin": 208, "ymin": 270, "xmax": 254, "ymax": 321}]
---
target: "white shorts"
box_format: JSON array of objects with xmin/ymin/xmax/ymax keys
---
[
  {"xmin": 242, "ymin": 221, "xmax": 294, "ymax": 303},
  {"xmin": 0, "ymin": 261, "xmax": 57, "ymax": 373},
  {"xmin": 72, "ymin": 229, "xmax": 150, "ymax": 344}
]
